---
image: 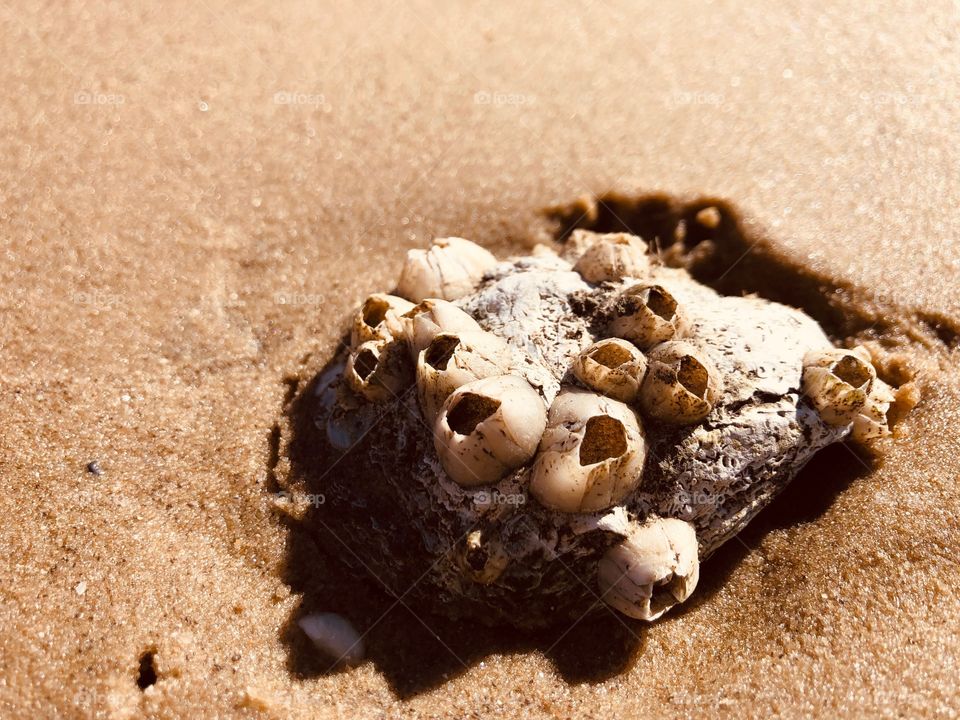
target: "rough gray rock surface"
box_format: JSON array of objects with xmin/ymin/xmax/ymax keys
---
[{"xmin": 314, "ymin": 244, "xmax": 849, "ymax": 629}]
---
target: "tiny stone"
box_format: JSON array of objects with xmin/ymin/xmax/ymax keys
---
[
  {"xmin": 240, "ymin": 687, "xmax": 274, "ymax": 712},
  {"xmin": 695, "ymin": 206, "xmax": 722, "ymax": 229},
  {"xmin": 75, "ymin": 581, "xmax": 87, "ymax": 596},
  {"xmin": 86, "ymin": 461, "xmax": 102, "ymax": 476}
]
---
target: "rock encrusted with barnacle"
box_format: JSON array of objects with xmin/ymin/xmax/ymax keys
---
[{"xmin": 314, "ymin": 231, "xmax": 914, "ymax": 627}]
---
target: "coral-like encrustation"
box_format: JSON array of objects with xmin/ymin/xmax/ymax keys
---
[{"xmin": 312, "ymin": 232, "xmax": 903, "ymax": 628}]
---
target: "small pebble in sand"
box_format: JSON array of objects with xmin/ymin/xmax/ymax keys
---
[
  {"xmin": 86, "ymin": 461, "xmax": 102, "ymax": 476},
  {"xmin": 695, "ymin": 206, "xmax": 722, "ymax": 229},
  {"xmin": 298, "ymin": 613, "xmax": 365, "ymax": 667}
]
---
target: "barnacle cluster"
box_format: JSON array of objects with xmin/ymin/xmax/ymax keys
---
[{"xmin": 318, "ymin": 231, "xmax": 911, "ymax": 626}]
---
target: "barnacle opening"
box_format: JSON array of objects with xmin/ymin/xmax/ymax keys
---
[
  {"xmin": 645, "ymin": 287, "xmax": 677, "ymax": 320},
  {"xmin": 579, "ymin": 416, "xmax": 628, "ymax": 466},
  {"xmin": 465, "ymin": 534, "xmax": 490, "ymax": 572},
  {"xmin": 677, "ymin": 355, "xmax": 709, "ymax": 398},
  {"xmin": 649, "ymin": 575, "xmax": 685, "ymax": 616},
  {"xmin": 590, "ymin": 343, "xmax": 633, "ymax": 369},
  {"xmin": 466, "ymin": 546, "xmax": 488, "ymax": 572},
  {"xmin": 354, "ymin": 348, "xmax": 379, "ymax": 380},
  {"xmin": 425, "ymin": 335, "xmax": 460, "ymax": 370},
  {"xmin": 361, "ymin": 296, "xmax": 391, "ymax": 329},
  {"xmin": 832, "ymin": 355, "xmax": 871, "ymax": 388},
  {"xmin": 448, "ymin": 393, "xmax": 501, "ymax": 435}
]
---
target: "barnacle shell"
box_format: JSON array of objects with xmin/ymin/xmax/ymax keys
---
[
  {"xmin": 597, "ymin": 517, "xmax": 699, "ymax": 621},
  {"xmin": 433, "ymin": 375, "xmax": 547, "ymax": 487},
  {"xmin": 530, "ymin": 389, "xmax": 647, "ymax": 513},
  {"xmin": 416, "ymin": 330, "xmax": 512, "ymax": 423},
  {"xmin": 608, "ymin": 284, "xmax": 687, "ymax": 349},
  {"xmin": 401, "ymin": 298, "xmax": 484, "ymax": 361},
  {"xmin": 344, "ymin": 338, "xmax": 411, "ymax": 402},
  {"xmin": 852, "ymin": 376, "xmax": 896, "ymax": 441},
  {"xmin": 572, "ymin": 231, "xmax": 651, "ymax": 282},
  {"xmin": 350, "ymin": 293, "xmax": 415, "ymax": 346},
  {"xmin": 639, "ymin": 341, "xmax": 722, "ymax": 424},
  {"xmin": 396, "ymin": 237, "xmax": 498, "ymax": 302},
  {"xmin": 571, "ymin": 337, "xmax": 648, "ymax": 403},
  {"xmin": 457, "ymin": 529, "xmax": 510, "ymax": 584},
  {"xmin": 802, "ymin": 346, "xmax": 875, "ymax": 426}
]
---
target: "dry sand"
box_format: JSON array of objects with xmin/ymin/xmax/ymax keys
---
[{"xmin": 1, "ymin": 1, "xmax": 958, "ymax": 718}]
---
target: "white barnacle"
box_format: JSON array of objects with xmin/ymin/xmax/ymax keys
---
[
  {"xmin": 607, "ymin": 283, "xmax": 687, "ymax": 349},
  {"xmin": 572, "ymin": 231, "xmax": 651, "ymax": 283},
  {"xmin": 433, "ymin": 375, "xmax": 546, "ymax": 487},
  {"xmin": 571, "ymin": 337, "xmax": 648, "ymax": 404},
  {"xmin": 401, "ymin": 298, "xmax": 483, "ymax": 361},
  {"xmin": 802, "ymin": 346, "xmax": 876, "ymax": 426},
  {"xmin": 416, "ymin": 330, "xmax": 512, "ymax": 423},
  {"xmin": 350, "ymin": 293, "xmax": 415, "ymax": 347},
  {"xmin": 638, "ymin": 341, "xmax": 722, "ymax": 425},
  {"xmin": 396, "ymin": 237, "xmax": 498, "ymax": 302},
  {"xmin": 530, "ymin": 389, "xmax": 646, "ymax": 513},
  {"xmin": 344, "ymin": 338, "xmax": 410, "ymax": 402},
  {"xmin": 597, "ymin": 516, "xmax": 700, "ymax": 621},
  {"xmin": 639, "ymin": 341, "xmax": 722, "ymax": 423}
]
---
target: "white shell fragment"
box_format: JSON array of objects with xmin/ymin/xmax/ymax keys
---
[
  {"xmin": 530, "ymin": 389, "xmax": 647, "ymax": 513},
  {"xmin": 571, "ymin": 337, "xmax": 648, "ymax": 403},
  {"xmin": 597, "ymin": 517, "xmax": 700, "ymax": 621},
  {"xmin": 802, "ymin": 346, "xmax": 876, "ymax": 426},
  {"xmin": 639, "ymin": 340, "xmax": 722, "ymax": 425},
  {"xmin": 608, "ymin": 283, "xmax": 687, "ymax": 349},
  {"xmin": 401, "ymin": 298, "xmax": 483, "ymax": 361},
  {"xmin": 416, "ymin": 330, "xmax": 512, "ymax": 423},
  {"xmin": 350, "ymin": 293, "xmax": 414, "ymax": 347},
  {"xmin": 572, "ymin": 231, "xmax": 651, "ymax": 282},
  {"xmin": 317, "ymin": 230, "xmax": 912, "ymax": 628},
  {"xmin": 396, "ymin": 237, "xmax": 498, "ymax": 302},
  {"xmin": 434, "ymin": 375, "xmax": 547, "ymax": 487},
  {"xmin": 298, "ymin": 613, "xmax": 365, "ymax": 667}
]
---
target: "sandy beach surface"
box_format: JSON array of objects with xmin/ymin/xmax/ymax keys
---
[{"xmin": 1, "ymin": 1, "xmax": 958, "ymax": 717}]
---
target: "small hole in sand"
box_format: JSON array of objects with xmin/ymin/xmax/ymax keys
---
[
  {"xmin": 832, "ymin": 355, "xmax": 871, "ymax": 388},
  {"xmin": 425, "ymin": 335, "xmax": 460, "ymax": 370},
  {"xmin": 136, "ymin": 651, "xmax": 157, "ymax": 690},
  {"xmin": 361, "ymin": 297, "xmax": 390, "ymax": 328},
  {"xmin": 354, "ymin": 349, "xmax": 379, "ymax": 380},
  {"xmin": 677, "ymin": 356, "xmax": 708, "ymax": 398},
  {"xmin": 447, "ymin": 393, "xmax": 501, "ymax": 435},
  {"xmin": 589, "ymin": 343, "xmax": 632, "ymax": 369},
  {"xmin": 579, "ymin": 416, "xmax": 627, "ymax": 466},
  {"xmin": 645, "ymin": 287, "xmax": 677, "ymax": 320}
]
